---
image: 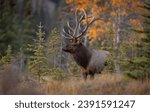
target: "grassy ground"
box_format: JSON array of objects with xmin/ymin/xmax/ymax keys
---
[
  {"xmin": 43, "ymin": 74, "xmax": 150, "ymax": 95},
  {"xmin": 0, "ymin": 65, "xmax": 150, "ymax": 95}
]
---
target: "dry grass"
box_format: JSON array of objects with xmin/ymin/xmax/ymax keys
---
[
  {"xmin": 43, "ymin": 75, "xmax": 150, "ymax": 95},
  {"xmin": 0, "ymin": 65, "xmax": 150, "ymax": 95},
  {"xmin": 0, "ymin": 65, "xmax": 43, "ymax": 95}
]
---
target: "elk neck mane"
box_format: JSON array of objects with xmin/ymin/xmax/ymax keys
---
[{"xmin": 72, "ymin": 44, "xmax": 92, "ymax": 69}]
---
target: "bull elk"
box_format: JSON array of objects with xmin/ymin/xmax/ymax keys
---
[{"xmin": 62, "ymin": 10, "xmax": 110, "ymax": 80}]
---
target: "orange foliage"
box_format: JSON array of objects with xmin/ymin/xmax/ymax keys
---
[
  {"xmin": 86, "ymin": 18, "xmax": 109, "ymax": 40},
  {"xmin": 88, "ymin": 28, "xmax": 98, "ymax": 40},
  {"xmin": 66, "ymin": 0, "xmax": 92, "ymax": 10},
  {"xmin": 89, "ymin": 28, "xmax": 105, "ymax": 38},
  {"xmin": 112, "ymin": 0, "xmax": 127, "ymax": 7},
  {"xmin": 112, "ymin": 0, "xmax": 141, "ymax": 8},
  {"xmin": 65, "ymin": 0, "xmax": 142, "ymax": 40},
  {"xmin": 129, "ymin": 19, "xmax": 142, "ymax": 28},
  {"xmin": 111, "ymin": 0, "xmax": 130, "ymax": 17},
  {"xmin": 65, "ymin": 0, "xmax": 108, "ymax": 39},
  {"xmin": 65, "ymin": 0, "xmax": 103, "ymax": 15},
  {"xmin": 111, "ymin": 0, "xmax": 142, "ymax": 17}
]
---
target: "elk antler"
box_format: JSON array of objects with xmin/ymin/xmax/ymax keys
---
[{"xmin": 62, "ymin": 10, "xmax": 102, "ymax": 42}]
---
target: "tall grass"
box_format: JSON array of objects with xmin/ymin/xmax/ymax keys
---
[
  {"xmin": 0, "ymin": 64, "xmax": 43, "ymax": 95},
  {"xmin": 0, "ymin": 65, "xmax": 150, "ymax": 95},
  {"xmin": 44, "ymin": 75, "xmax": 150, "ymax": 95}
]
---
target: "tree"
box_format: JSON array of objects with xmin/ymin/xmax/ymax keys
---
[
  {"xmin": 27, "ymin": 23, "xmax": 49, "ymax": 82},
  {"xmin": 47, "ymin": 28, "xmax": 61, "ymax": 67},
  {"xmin": 124, "ymin": 2, "xmax": 150, "ymax": 80},
  {"xmin": 108, "ymin": 0, "xmax": 143, "ymax": 75},
  {"xmin": 0, "ymin": 45, "xmax": 14, "ymax": 66},
  {"xmin": 47, "ymin": 28, "xmax": 67, "ymax": 80},
  {"xmin": 0, "ymin": 1, "xmax": 34, "ymax": 56}
]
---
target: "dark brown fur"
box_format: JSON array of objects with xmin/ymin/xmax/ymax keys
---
[{"xmin": 62, "ymin": 43, "xmax": 109, "ymax": 80}]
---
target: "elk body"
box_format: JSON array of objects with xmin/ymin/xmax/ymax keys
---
[{"xmin": 62, "ymin": 10, "xmax": 110, "ymax": 80}]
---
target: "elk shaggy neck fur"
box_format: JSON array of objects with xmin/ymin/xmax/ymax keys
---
[{"xmin": 72, "ymin": 44, "xmax": 92, "ymax": 69}]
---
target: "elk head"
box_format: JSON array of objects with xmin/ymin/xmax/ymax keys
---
[{"xmin": 62, "ymin": 10, "xmax": 100, "ymax": 54}]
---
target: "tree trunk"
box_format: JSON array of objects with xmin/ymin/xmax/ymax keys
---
[
  {"xmin": 113, "ymin": 15, "xmax": 121, "ymax": 75},
  {"xmin": 17, "ymin": 0, "xmax": 24, "ymax": 24}
]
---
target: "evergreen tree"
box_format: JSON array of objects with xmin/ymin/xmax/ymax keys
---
[
  {"xmin": 47, "ymin": 28, "xmax": 61, "ymax": 67},
  {"xmin": 47, "ymin": 28, "xmax": 67, "ymax": 80},
  {"xmin": 28, "ymin": 23, "xmax": 49, "ymax": 82},
  {"xmin": 0, "ymin": 1, "xmax": 34, "ymax": 56},
  {"xmin": 0, "ymin": 45, "xmax": 14, "ymax": 66},
  {"xmin": 124, "ymin": 2, "xmax": 150, "ymax": 80}
]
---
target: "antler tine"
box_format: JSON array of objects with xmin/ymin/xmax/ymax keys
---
[
  {"xmin": 76, "ymin": 11, "xmax": 100, "ymax": 39},
  {"xmin": 73, "ymin": 10, "xmax": 79, "ymax": 36},
  {"xmin": 67, "ymin": 21, "xmax": 74, "ymax": 32},
  {"xmin": 79, "ymin": 12, "xmax": 85, "ymax": 22},
  {"xmin": 73, "ymin": 9, "xmax": 87, "ymax": 38},
  {"xmin": 62, "ymin": 28, "xmax": 74, "ymax": 39},
  {"xmin": 78, "ymin": 10, "xmax": 86, "ymax": 32},
  {"xmin": 76, "ymin": 9, "xmax": 89, "ymax": 39},
  {"xmin": 62, "ymin": 33, "xmax": 73, "ymax": 40}
]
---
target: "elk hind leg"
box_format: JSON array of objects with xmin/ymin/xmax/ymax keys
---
[{"xmin": 90, "ymin": 74, "xmax": 95, "ymax": 80}]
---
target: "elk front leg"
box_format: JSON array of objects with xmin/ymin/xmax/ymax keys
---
[{"xmin": 82, "ymin": 71, "xmax": 88, "ymax": 80}]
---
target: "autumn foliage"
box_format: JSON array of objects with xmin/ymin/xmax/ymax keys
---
[
  {"xmin": 0, "ymin": 0, "xmax": 149, "ymax": 95},
  {"xmin": 65, "ymin": 0, "xmax": 108, "ymax": 40},
  {"xmin": 65, "ymin": 0, "xmax": 142, "ymax": 40}
]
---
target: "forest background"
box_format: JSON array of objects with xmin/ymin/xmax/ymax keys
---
[{"xmin": 0, "ymin": 0, "xmax": 150, "ymax": 95}]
